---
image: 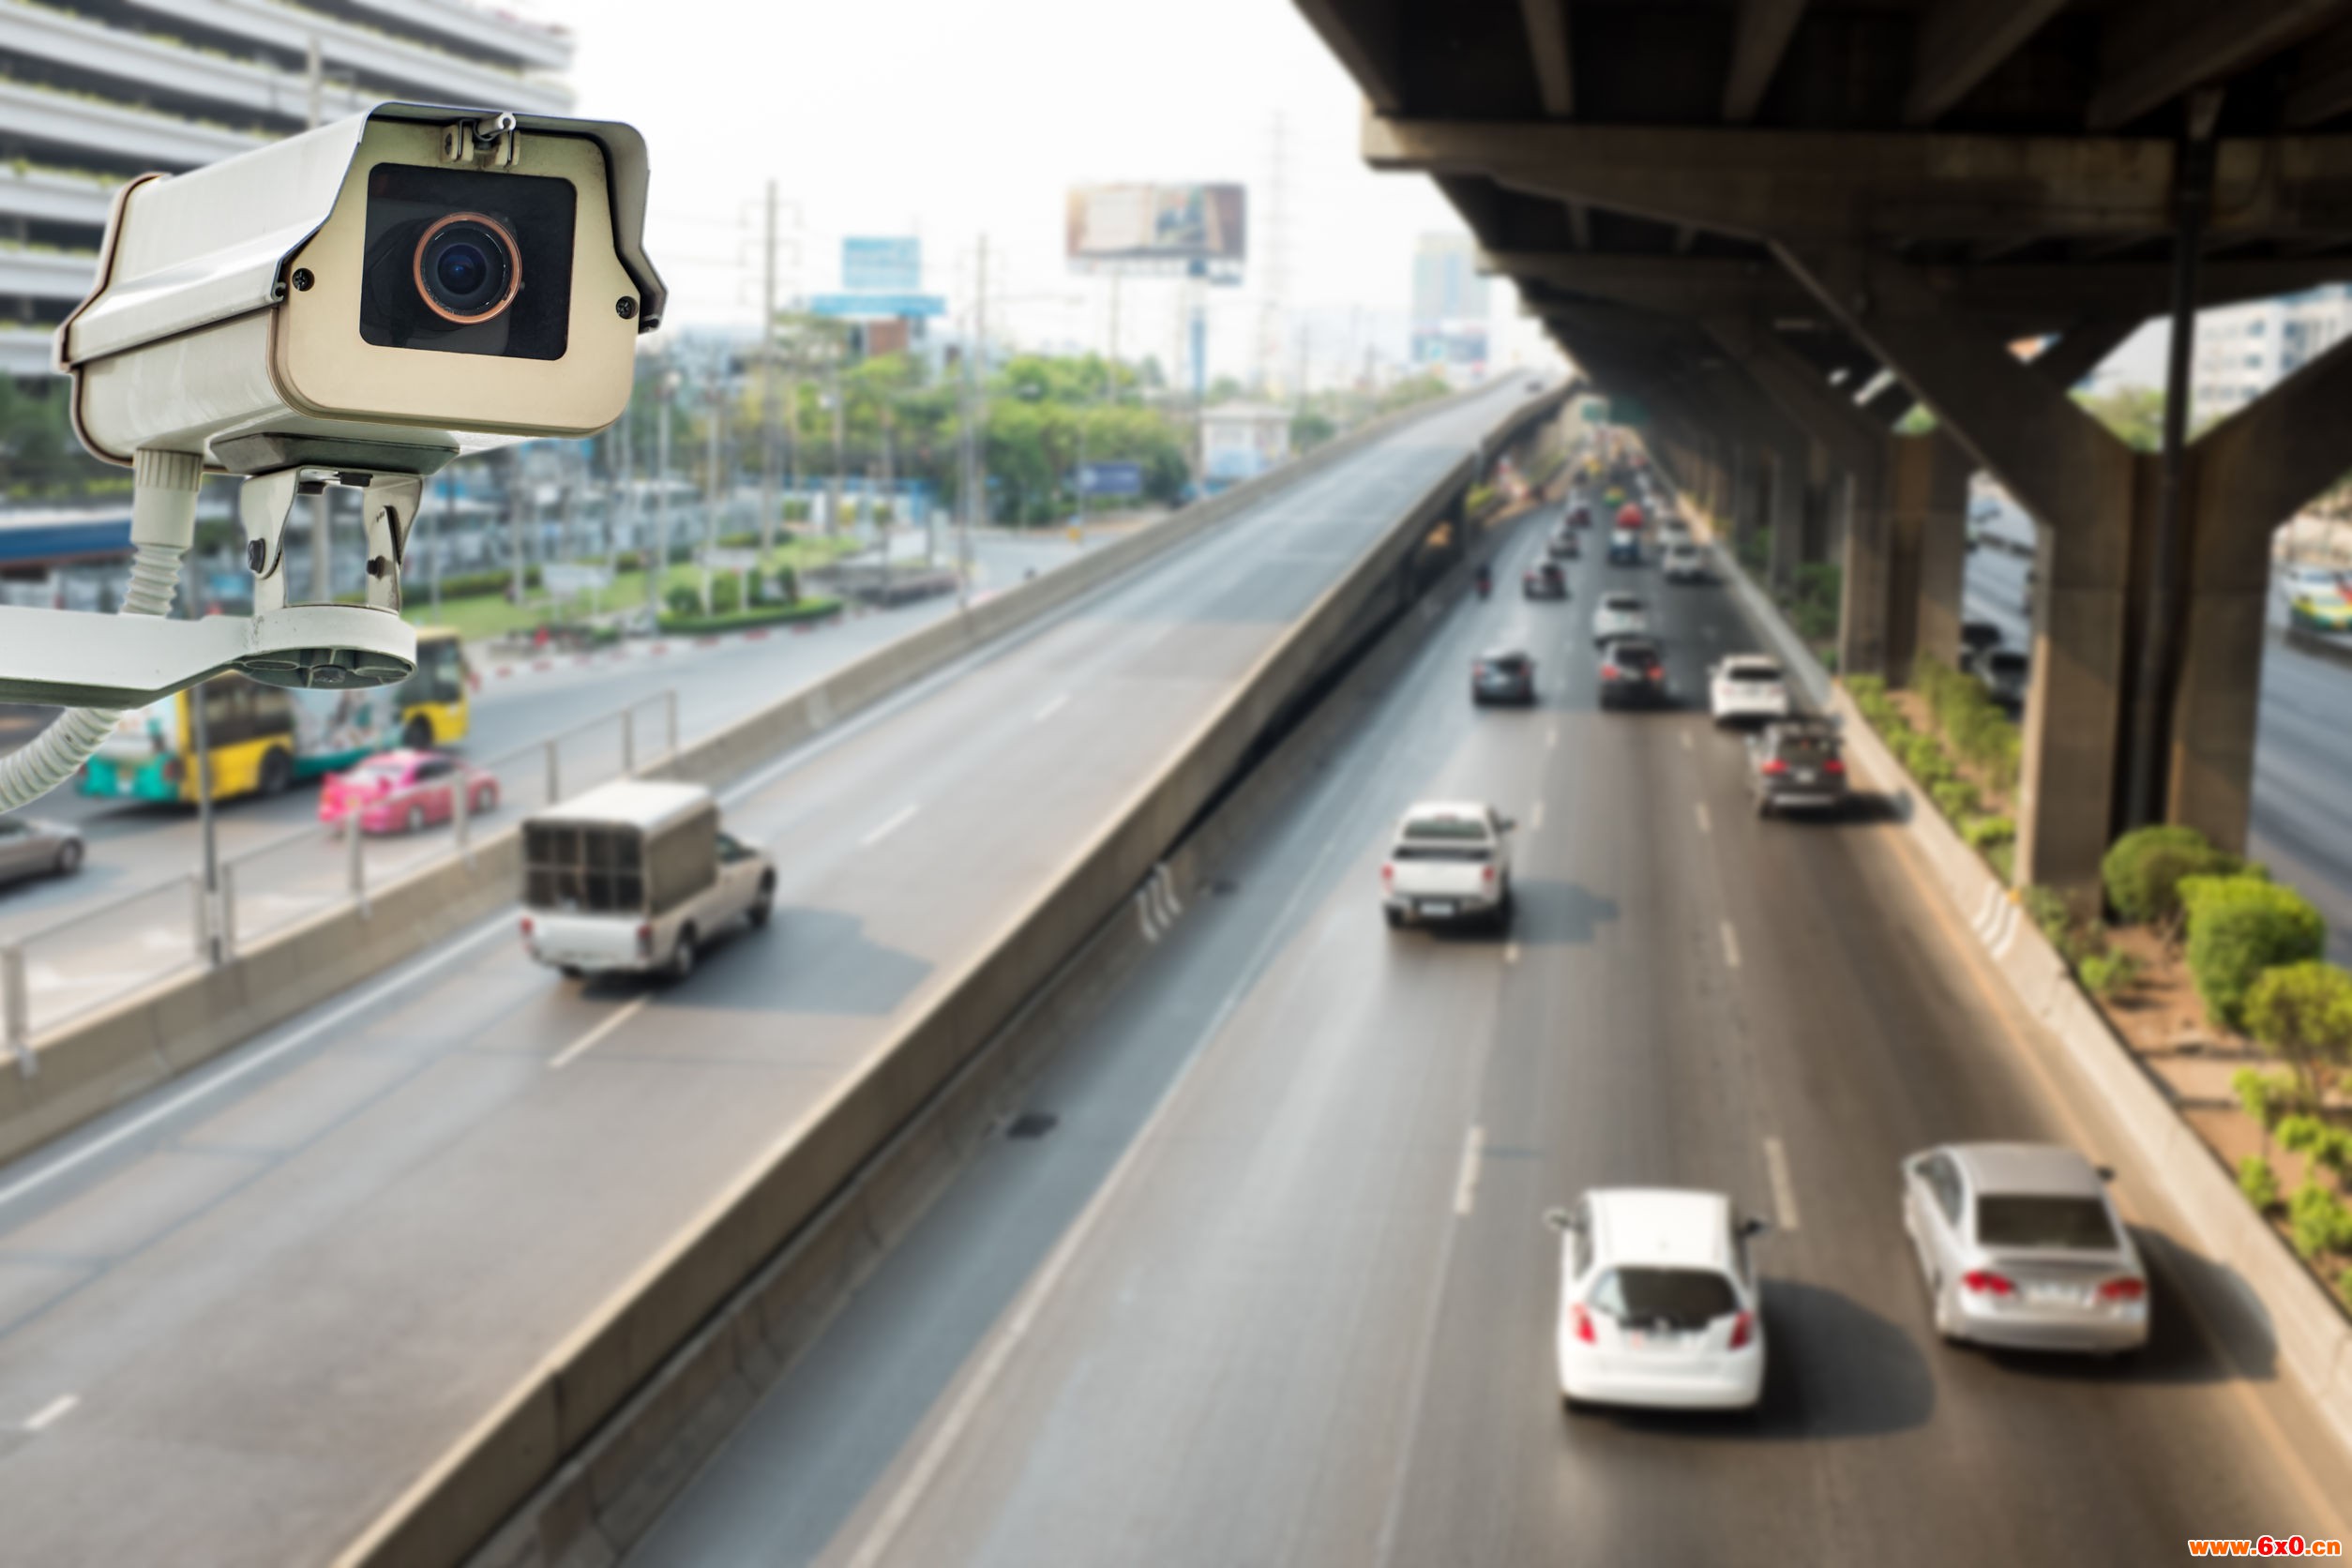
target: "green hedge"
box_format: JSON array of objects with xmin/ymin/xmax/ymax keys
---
[
  {"xmin": 2180, "ymin": 874, "xmax": 2327, "ymax": 1031},
  {"xmin": 2287, "ymin": 1179, "xmax": 2352, "ymax": 1261},
  {"xmin": 655, "ymin": 596, "xmax": 843, "ymax": 636},
  {"xmin": 2102, "ymin": 823, "xmax": 2244, "ymax": 927},
  {"xmin": 1912, "ymin": 654, "xmax": 2021, "ymax": 796}
]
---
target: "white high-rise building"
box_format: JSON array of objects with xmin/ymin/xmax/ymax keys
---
[
  {"xmin": 2192, "ymin": 284, "xmax": 2352, "ymax": 424},
  {"xmin": 0, "ymin": 0, "xmax": 574, "ymax": 376}
]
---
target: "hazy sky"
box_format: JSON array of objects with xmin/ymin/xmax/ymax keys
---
[{"xmin": 533, "ymin": 0, "xmax": 1552, "ymax": 377}]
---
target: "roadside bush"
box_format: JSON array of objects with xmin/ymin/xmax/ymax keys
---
[
  {"xmin": 2246, "ymin": 962, "xmax": 2352, "ymax": 1111},
  {"xmin": 2278, "ymin": 1114, "xmax": 2352, "ymax": 1184},
  {"xmin": 2180, "ymin": 876, "xmax": 2327, "ymax": 1031},
  {"xmin": 2239, "ymin": 1154, "xmax": 2282, "ymax": 1211},
  {"xmin": 1963, "ymin": 815, "xmax": 2016, "ymax": 852},
  {"xmin": 710, "ymin": 573, "xmax": 743, "ymax": 615},
  {"xmin": 1913, "ymin": 654, "xmax": 2023, "ymax": 796},
  {"xmin": 2233, "ymin": 1067, "xmax": 2303, "ymax": 1135},
  {"xmin": 2102, "ymin": 824, "xmax": 2243, "ymax": 929},
  {"xmin": 665, "ymin": 584, "xmax": 701, "ymax": 617},
  {"xmin": 782, "ymin": 497, "xmax": 811, "ymax": 522},
  {"xmin": 2286, "ymin": 1179, "xmax": 2352, "ymax": 1260},
  {"xmin": 2078, "ymin": 949, "xmax": 2141, "ymax": 999},
  {"xmin": 1984, "ymin": 841, "xmax": 2015, "ymax": 884},
  {"xmin": 1465, "ymin": 482, "xmax": 1497, "ymax": 517},
  {"xmin": 1846, "ymin": 673, "xmax": 1886, "ymax": 702},
  {"xmin": 1931, "ymin": 779, "xmax": 1980, "ymax": 822}
]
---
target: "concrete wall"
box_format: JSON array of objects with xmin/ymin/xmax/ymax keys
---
[{"xmin": 0, "ymin": 384, "xmax": 1565, "ymax": 1172}]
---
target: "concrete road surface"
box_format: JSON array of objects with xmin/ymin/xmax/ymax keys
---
[
  {"xmin": 631, "ymin": 524, "xmax": 2352, "ymax": 1566},
  {"xmin": 0, "ymin": 383, "xmax": 1533, "ymax": 1566}
]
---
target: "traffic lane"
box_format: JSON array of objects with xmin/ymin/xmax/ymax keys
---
[
  {"xmin": 0, "ymin": 534, "xmax": 1078, "ymax": 937},
  {"xmin": 745, "ymin": 542, "xmax": 2338, "ymax": 1567},
  {"xmin": 791, "ymin": 557, "xmax": 1558, "ymax": 1568},
  {"xmin": 2250, "ymin": 641, "xmax": 2352, "ymax": 965},
  {"xmin": 0, "ymin": 387, "xmax": 1536, "ymax": 1562}
]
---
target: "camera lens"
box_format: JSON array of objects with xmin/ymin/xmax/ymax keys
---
[{"xmin": 413, "ymin": 212, "xmax": 519, "ymax": 325}]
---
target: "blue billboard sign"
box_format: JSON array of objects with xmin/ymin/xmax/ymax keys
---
[
  {"xmin": 1078, "ymin": 461, "xmax": 1143, "ymax": 498},
  {"xmin": 843, "ymin": 236, "xmax": 921, "ymax": 292},
  {"xmin": 807, "ymin": 293, "xmax": 945, "ymax": 319}
]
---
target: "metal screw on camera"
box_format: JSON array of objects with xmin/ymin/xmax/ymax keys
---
[
  {"xmin": 291, "ymin": 268, "xmax": 314, "ymax": 291},
  {"xmin": 616, "ymin": 296, "xmax": 637, "ymax": 320}
]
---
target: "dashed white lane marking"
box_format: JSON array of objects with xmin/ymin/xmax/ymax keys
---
[
  {"xmin": 1721, "ymin": 919, "xmax": 1743, "ymax": 970},
  {"xmin": 1530, "ymin": 800, "xmax": 1545, "ymax": 831},
  {"xmin": 1031, "ymin": 692, "xmax": 1069, "ymax": 723},
  {"xmin": 1545, "ymin": 726, "xmax": 1559, "ymax": 750},
  {"xmin": 1695, "ymin": 803, "xmax": 1712, "ymax": 836},
  {"xmin": 860, "ymin": 803, "xmax": 922, "ymax": 849},
  {"xmin": 1681, "ymin": 731, "xmax": 1694, "ymax": 751},
  {"xmin": 22, "ymin": 1394, "xmax": 77, "ymax": 1432},
  {"xmin": 1454, "ymin": 1124, "xmax": 1486, "ymax": 1217},
  {"xmin": 1764, "ymin": 1136, "xmax": 1801, "ymax": 1231},
  {"xmin": 1503, "ymin": 942, "xmax": 1521, "ymax": 966},
  {"xmin": 548, "ymin": 997, "xmax": 650, "ymax": 1071}
]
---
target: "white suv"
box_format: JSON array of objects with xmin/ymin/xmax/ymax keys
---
[
  {"xmin": 1380, "ymin": 801, "xmax": 1515, "ymax": 931},
  {"xmin": 1709, "ymin": 656, "xmax": 1790, "ymax": 725},
  {"xmin": 1547, "ymin": 1188, "xmax": 1770, "ymax": 1412},
  {"xmin": 1662, "ymin": 541, "xmax": 1708, "ymax": 583}
]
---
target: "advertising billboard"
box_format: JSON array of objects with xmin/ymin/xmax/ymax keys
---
[
  {"xmin": 1066, "ymin": 184, "xmax": 1245, "ymax": 282},
  {"xmin": 1078, "ymin": 460, "xmax": 1143, "ymax": 498},
  {"xmin": 843, "ymin": 236, "xmax": 921, "ymax": 293}
]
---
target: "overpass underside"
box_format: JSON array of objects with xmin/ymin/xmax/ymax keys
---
[{"xmin": 1298, "ymin": 0, "xmax": 2352, "ymax": 893}]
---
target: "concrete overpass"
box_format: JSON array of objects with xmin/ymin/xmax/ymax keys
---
[{"xmin": 1297, "ymin": 0, "xmax": 2352, "ymax": 893}]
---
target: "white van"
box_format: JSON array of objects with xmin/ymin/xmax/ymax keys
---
[{"xmin": 519, "ymin": 780, "xmax": 774, "ymax": 980}]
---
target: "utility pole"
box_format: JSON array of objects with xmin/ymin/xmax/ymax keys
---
[
  {"xmin": 648, "ymin": 369, "xmax": 676, "ymax": 618},
  {"xmin": 957, "ymin": 234, "xmax": 988, "ymax": 606},
  {"xmin": 760, "ymin": 180, "xmax": 781, "ymax": 568},
  {"xmin": 505, "ymin": 449, "xmax": 528, "ymax": 613},
  {"xmin": 701, "ymin": 380, "xmax": 722, "ymax": 614},
  {"xmin": 828, "ymin": 340, "xmax": 847, "ymax": 539}
]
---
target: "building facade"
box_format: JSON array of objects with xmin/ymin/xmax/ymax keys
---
[
  {"xmin": 2192, "ymin": 284, "xmax": 2352, "ymax": 424},
  {"xmin": 0, "ymin": 0, "xmax": 574, "ymax": 377}
]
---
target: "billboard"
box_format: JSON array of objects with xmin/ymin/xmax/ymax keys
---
[
  {"xmin": 1078, "ymin": 460, "xmax": 1143, "ymax": 498},
  {"xmin": 844, "ymin": 236, "xmax": 921, "ymax": 292},
  {"xmin": 1066, "ymin": 184, "xmax": 1245, "ymax": 282}
]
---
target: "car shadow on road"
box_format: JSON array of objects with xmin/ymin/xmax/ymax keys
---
[
  {"xmin": 1423, "ymin": 878, "xmax": 1622, "ymax": 949},
  {"xmin": 585, "ymin": 905, "xmax": 933, "ymax": 1018},
  {"xmin": 1583, "ymin": 1279, "xmax": 1936, "ymax": 1441},
  {"xmin": 1970, "ymin": 1226, "xmax": 2278, "ymax": 1389}
]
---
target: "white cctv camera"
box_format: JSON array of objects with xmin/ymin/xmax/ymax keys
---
[{"xmin": 0, "ymin": 102, "xmax": 663, "ymax": 810}]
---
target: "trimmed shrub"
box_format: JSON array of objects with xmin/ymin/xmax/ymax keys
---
[
  {"xmin": 2286, "ymin": 1180, "xmax": 2352, "ymax": 1261},
  {"xmin": 710, "ymin": 573, "xmax": 743, "ymax": 615},
  {"xmin": 2181, "ymin": 877, "xmax": 2327, "ymax": 1031},
  {"xmin": 2102, "ymin": 824, "xmax": 2242, "ymax": 928},
  {"xmin": 1912, "ymin": 654, "xmax": 2024, "ymax": 795},
  {"xmin": 1846, "ymin": 674, "xmax": 1886, "ymax": 702},
  {"xmin": 2232, "ymin": 1066, "xmax": 2301, "ymax": 1131},
  {"xmin": 665, "ymin": 583, "xmax": 701, "ymax": 617},
  {"xmin": 1985, "ymin": 842, "xmax": 2015, "ymax": 884},
  {"xmin": 2078, "ymin": 949, "xmax": 2141, "ymax": 999},
  {"xmin": 1930, "ymin": 779, "xmax": 1980, "ymax": 821},
  {"xmin": 2278, "ymin": 1113, "xmax": 2352, "ymax": 1183},
  {"xmin": 2239, "ymin": 1154, "xmax": 2281, "ymax": 1211}
]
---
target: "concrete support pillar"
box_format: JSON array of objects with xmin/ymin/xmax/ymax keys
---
[
  {"xmin": 1835, "ymin": 458, "xmax": 1888, "ymax": 679},
  {"xmin": 1767, "ymin": 444, "xmax": 1803, "ymax": 594}
]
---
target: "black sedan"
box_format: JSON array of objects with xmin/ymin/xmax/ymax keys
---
[{"xmin": 1472, "ymin": 649, "xmax": 1539, "ymax": 706}]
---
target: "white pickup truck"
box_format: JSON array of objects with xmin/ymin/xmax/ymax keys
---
[
  {"xmin": 1380, "ymin": 800, "xmax": 1516, "ymax": 931},
  {"xmin": 519, "ymin": 780, "xmax": 775, "ymax": 981}
]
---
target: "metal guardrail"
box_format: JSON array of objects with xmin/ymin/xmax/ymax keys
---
[{"xmin": 0, "ymin": 688, "xmax": 681, "ymax": 1068}]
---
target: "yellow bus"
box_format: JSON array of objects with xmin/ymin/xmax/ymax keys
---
[{"xmin": 82, "ymin": 626, "xmax": 472, "ymax": 803}]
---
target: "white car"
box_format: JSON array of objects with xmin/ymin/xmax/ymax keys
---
[
  {"xmin": 1548, "ymin": 1188, "xmax": 1769, "ymax": 1412},
  {"xmin": 1591, "ymin": 591, "xmax": 1649, "ymax": 645},
  {"xmin": 1709, "ymin": 656, "xmax": 1790, "ymax": 725},
  {"xmin": 1380, "ymin": 800, "xmax": 1515, "ymax": 930},
  {"xmin": 1662, "ymin": 541, "xmax": 1707, "ymax": 583}
]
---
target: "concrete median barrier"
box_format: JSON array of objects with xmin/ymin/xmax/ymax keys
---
[
  {"xmin": 339, "ymin": 402, "xmax": 1564, "ymax": 1567},
  {"xmin": 0, "ymin": 382, "xmax": 1564, "ymax": 1173}
]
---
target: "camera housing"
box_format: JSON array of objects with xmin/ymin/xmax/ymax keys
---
[{"xmin": 56, "ymin": 101, "xmax": 664, "ymax": 475}]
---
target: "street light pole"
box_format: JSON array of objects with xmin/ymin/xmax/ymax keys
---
[
  {"xmin": 701, "ymin": 381, "xmax": 722, "ymax": 616},
  {"xmin": 648, "ymin": 369, "xmax": 677, "ymax": 619}
]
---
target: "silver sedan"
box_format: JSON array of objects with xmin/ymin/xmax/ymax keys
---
[
  {"xmin": 0, "ymin": 814, "xmax": 84, "ymax": 887},
  {"xmin": 1901, "ymin": 1141, "xmax": 2149, "ymax": 1354}
]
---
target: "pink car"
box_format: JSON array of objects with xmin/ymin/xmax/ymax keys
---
[{"xmin": 319, "ymin": 749, "xmax": 499, "ymax": 836}]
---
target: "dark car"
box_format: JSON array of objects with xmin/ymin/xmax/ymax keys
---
[
  {"xmin": 1567, "ymin": 504, "xmax": 1593, "ymax": 529},
  {"xmin": 1523, "ymin": 562, "xmax": 1569, "ymax": 600},
  {"xmin": 1546, "ymin": 528, "xmax": 1581, "ymax": 560},
  {"xmin": 1607, "ymin": 529, "xmax": 1643, "ymax": 566},
  {"xmin": 1747, "ymin": 718, "xmax": 1849, "ymax": 817},
  {"xmin": 1957, "ymin": 619, "xmax": 2003, "ymax": 674},
  {"xmin": 1597, "ymin": 638, "xmax": 1669, "ymax": 709},
  {"xmin": 1472, "ymin": 649, "xmax": 1538, "ymax": 706}
]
